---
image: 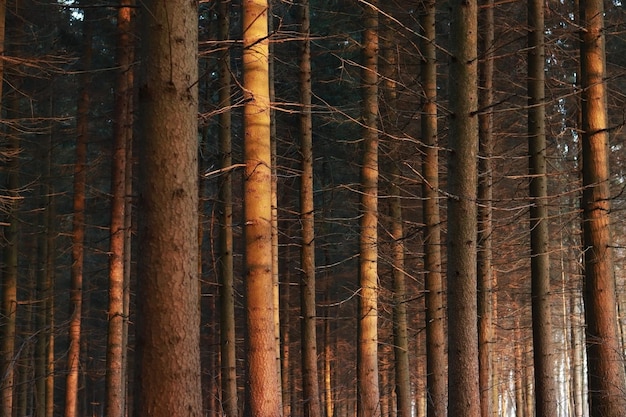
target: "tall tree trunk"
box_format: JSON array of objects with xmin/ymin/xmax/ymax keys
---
[
  {"xmin": 357, "ymin": 1, "xmax": 380, "ymax": 416},
  {"xmin": 217, "ymin": 1, "xmax": 238, "ymax": 416},
  {"xmin": 528, "ymin": 0, "xmax": 558, "ymax": 415},
  {"xmin": 135, "ymin": 0, "xmax": 202, "ymax": 414},
  {"xmin": 65, "ymin": 9, "xmax": 92, "ymax": 417},
  {"xmin": 447, "ymin": 0, "xmax": 480, "ymax": 415},
  {"xmin": 242, "ymin": 0, "xmax": 281, "ymax": 415},
  {"xmin": 579, "ymin": 0, "xmax": 626, "ymax": 414},
  {"xmin": 298, "ymin": 0, "xmax": 322, "ymax": 416},
  {"xmin": 105, "ymin": 2, "xmax": 133, "ymax": 416},
  {"xmin": 420, "ymin": 1, "xmax": 446, "ymax": 415},
  {"xmin": 380, "ymin": 19, "xmax": 411, "ymax": 417},
  {"xmin": 477, "ymin": 0, "xmax": 495, "ymax": 415}
]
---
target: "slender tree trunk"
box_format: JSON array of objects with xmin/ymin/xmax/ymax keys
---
[
  {"xmin": 105, "ymin": 2, "xmax": 133, "ymax": 416},
  {"xmin": 65, "ymin": 10, "xmax": 93, "ymax": 417},
  {"xmin": 447, "ymin": 0, "xmax": 480, "ymax": 415},
  {"xmin": 134, "ymin": 0, "xmax": 202, "ymax": 414},
  {"xmin": 324, "ymin": 293, "xmax": 334, "ymax": 417},
  {"xmin": 420, "ymin": 1, "xmax": 446, "ymax": 415},
  {"xmin": 242, "ymin": 0, "xmax": 281, "ymax": 415},
  {"xmin": 357, "ymin": 1, "xmax": 380, "ymax": 416},
  {"xmin": 528, "ymin": 1, "xmax": 558, "ymax": 416},
  {"xmin": 579, "ymin": 0, "xmax": 626, "ymax": 413},
  {"xmin": 477, "ymin": 0, "xmax": 495, "ymax": 415},
  {"xmin": 299, "ymin": 0, "xmax": 322, "ymax": 416},
  {"xmin": 217, "ymin": 1, "xmax": 238, "ymax": 416}
]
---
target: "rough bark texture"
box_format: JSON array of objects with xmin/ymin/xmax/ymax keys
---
[
  {"xmin": 528, "ymin": 0, "xmax": 558, "ymax": 415},
  {"xmin": 447, "ymin": 0, "xmax": 480, "ymax": 415},
  {"xmin": 580, "ymin": 0, "xmax": 626, "ymax": 414},
  {"xmin": 420, "ymin": 1, "xmax": 446, "ymax": 416},
  {"xmin": 135, "ymin": 0, "xmax": 202, "ymax": 415},
  {"xmin": 357, "ymin": 2, "xmax": 380, "ymax": 417},
  {"xmin": 242, "ymin": 0, "xmax": 282, "ymax": 416}
]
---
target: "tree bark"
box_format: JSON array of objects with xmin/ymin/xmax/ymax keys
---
[
  {"xmin": 105, "ymin": 2, "xmax": 133, "ymax": 416},
  {"xmin": 357, "ymin": 1, "xmax": 380, "ymax": 416},
  {"xmin": 528, "ymin": 0, "xmax": 558, "ymax": 415},
  {"xmin": 242, "ymin": 0, "xmax": 282, "ymax": 415},
  {"xmin": 134, "ymin": 0, "xmax": 202, "ymax": 414},
  {"xmin": 579, "ymin": 0, "xmax": 626, "ymax": 414},
  {"xmin": 447, "ymin": 0, "xmax": 480, "ymax": 415},
  {"xmin": 420, "ymin": 1, "xmax": 446, "ymax": 415},
  {"xmin": 299, "ymin": 0, "xmax": 322, "ymax": 416}
]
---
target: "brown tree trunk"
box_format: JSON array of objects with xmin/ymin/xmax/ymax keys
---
[
  {"xmin": 420, "ymin": 1, "xmax": 446, "ymax": 415},
  {"xmin": 105, "ymin": 2, "xmax": 133, "ymax": 416},
  {"xmin": 242, "ymin": 0, "xmax": 281, "ymax": 415},
  {"xmin": 477, "ymin": 0, "xmax": 495, "ymax": 415},
  {"xmin": 357, "ymin": 1, "xmax": 380, "ymax": 416},
  {"xmin": 217, "ymin": 1, "xmax": 238, "ymax": 416},
  {"xmin": 65, "ymin": 9, "xmax": 93, "ymax": 417},
  {"xmin": 579, "ymin": 0, "xmax": 626, "ymax": 414},
  {"xmin": 447, "ymin": 0, "xmax": 480, "ymax": 415},
  {"xmin": 134, "ymin": 0, "xmax": 202, "ymax": 415},
  {"xmin": 528, "ymin": 0, "xmax": 558, "ymax": 415},
  {"xmin": 299, "ymin": 0, "xmax": 322, "ymax": 416}
]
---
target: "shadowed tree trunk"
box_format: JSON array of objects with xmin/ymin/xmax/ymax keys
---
[
  {"xmin": 447, "ymin": 0, "xmax": 480, "ymax": 415},
  {"xmin": 134, "ymin": 0, "xmax": 202, "ymax": 414},
  {"xmin": 528, "ymin": 0, "xmax": 558, "ymax": 415}
]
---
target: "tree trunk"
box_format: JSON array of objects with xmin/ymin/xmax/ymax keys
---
[
  {"xmin": 299, "ymin": 0, "xmax": 322, "ymax": 416},
  {"xmin": 105, "ymin": 2, "xmax": 133, "ymax": 416},
  {"xmin": 477, "ymin": 0, "xmax": 495, "ymax": 415},
  {"xmin": 65, "ymin": 9, "xmax": 92, "ymax": 417},
  {"xmin": 217, "ymin": 1, "xmax": 238, "ymax": 416},
  {"xmin": 357, "ymin": 1, "xmax": 380, "ymax": 416},
  {"xmin": 420, "ymin": 1, "xmax": 446, "ymax": 415},
  {"xmin": 242, "ymin": 0, "xmax": 281, "ymax": 415},
  {"xmin": 134, "ymin": 0, "xmax": 202, "ymax": 414},
  {"xmin": 447, "ymin": 0, "xmax": 480, "ymax": 415},
  {"xmin": 579, "ymin": 0, "xmax": 626, "ymax": 413},
  {"xmin": 528, "ymin": 0, "xmax": 558, "ymax": 416}
]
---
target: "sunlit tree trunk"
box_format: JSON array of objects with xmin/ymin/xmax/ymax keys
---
[
  {"xmin": 217, "ymin": 1, "xmax": 238, "ymax": 416},
  {"xmin": 528, "ymin": 1, "xmax": 558, "ymax": 416},
  {"xmin": 299, "ymin": 0, "xmax": 322, "ymax": 416},
  {"xmin": 420, "ymin": 1, "xmax": 446, "ymax": 415},
  {"xmin": 105, "ymin": 2, "xmax": 133, "ymax": 416},
  {"xmin": 447, "ymin": 0, "xmax": 480, "ymax": 415},
  {"xmin": 134, "ymin": 0, "xmax": 202, "ymax": 415},
  {"xmin": 357, "ymin": 1, "xmax": 380, "ymax": 416},
  {"xmin": 579, "ymin": 0, "xmax": 626, "ymax": 413},
  {"xmin": 65, "ymin": 9, "xmax": 93, "ymax": 417},
  {"xmin": 242, "ymin": 0, "xmax": 281, "ymax": 415},
  {"xmin": 477, "ymin": 0, "xmax": 495, "ymax": 415}
]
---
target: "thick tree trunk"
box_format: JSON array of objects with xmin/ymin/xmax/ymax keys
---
[
  {"xmin": 447, "ymin": 0, "xmax": 480, "ymax": 415},
  {"xmin": 420, "ymin": 1, "xmax": 446, "ymax": 415},
  {"xmin": 528, "ymin": 1, "xmax": 558, "ymax": 415},
  {"xmin": 357, "ymin": 1, "xmax": 380, "ymax": 416},
  {"xmin": 134, "ymin": 0, "xmax": 202, "ymax": 415},
  {"xmin": 242, "ymin": 0, "xmax": 282, "ymax": 415},
  {"xmin": 579, "ymin": 0, "xmax": 626, "ymax": 414}
]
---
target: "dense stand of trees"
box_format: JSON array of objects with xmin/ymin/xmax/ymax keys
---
[{"xmin": 1, "ymin": 0, "xmax": 626, "ymax": 416}]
